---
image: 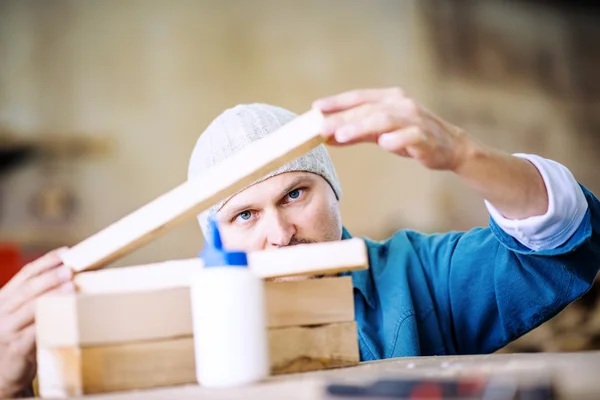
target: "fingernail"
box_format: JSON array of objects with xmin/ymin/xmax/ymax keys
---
[
  {"xmin": 57, "ymin": 266, "xmax": 73, "ymax": 281},
  {"xmin": 55, "ymin": 246, "xmax": 69, "ymax": 259},
  {"xmin": 336, "ymin": 125, "xmax": 356, "ymax": 143},
  {"xmin": 312, "ymin": 99, "xmax": 328, "ymax": 110},
  {"xmin": 59, "ymin": 282, "xmax": 75, "ymax": 293},
  {"xmin": 320, "ymin": 119, "xmax": 336, "ymax": 135},
  {"xmin": 379, "ymin": 132, "xmax": 394, "ymax": 144}
]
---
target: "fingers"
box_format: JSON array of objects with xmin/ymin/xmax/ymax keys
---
[
  {"xmin": 321, "ymin": 103, "xmax": 383, "ymax": 144},
  {"xmin": 3, "ymin": 281, "xmax": 75, "ymax": 335},
  {"xmin": 2, "ymin": 247, "xmax": 68, "ymax": 295},
  {"xmin": 1, "ymin": 266, "xmax": 74, "ymax": 314},
  {"xmin": 9, "ymin": 324, "xmax": 36, "ymax": 360},
  {"xmin": 313, "ymin": 87, "xmax": 404, "ymax": 113},
  {"xmin": 377, "ymin": 127, "xmax": 428, "ymax": 156},
  {"xmin": 320, "ymin": 99, "xmax": 419, "ymax": 145},
  {"xmin": 313, "ymin": 87, "xmax": 464, "ymax": 170}
]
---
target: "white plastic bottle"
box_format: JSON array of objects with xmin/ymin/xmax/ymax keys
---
[{"xmin": 190, "ymin": 219, "xmax": 269, "ymax": 388}]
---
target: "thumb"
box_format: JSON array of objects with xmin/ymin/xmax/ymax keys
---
[{"xmin": 377, "ymin": 126, "xmax": 425, "ymax": 155}]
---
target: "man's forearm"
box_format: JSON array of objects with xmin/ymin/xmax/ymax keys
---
[
  {"xmin": 453, "ymin": 139, "xmax": 549, "ymax": 220},
  {"xmin": 312, "ymin": 87, "xmax": 550, "ymax": 220}
]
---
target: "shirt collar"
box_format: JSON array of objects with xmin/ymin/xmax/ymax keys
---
[{"xmin": 340, "ymin": 226, "xmax": 376, "ymax": 309}]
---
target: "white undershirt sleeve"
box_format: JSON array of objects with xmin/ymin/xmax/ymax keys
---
[{"xmin": 484, "ymin": 153, "xmax": 588, "ymax": 251}]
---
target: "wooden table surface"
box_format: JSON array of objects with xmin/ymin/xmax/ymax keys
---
[{"xmin": 52, "ymin": 351, "xmax": 600, "ymax": 400}]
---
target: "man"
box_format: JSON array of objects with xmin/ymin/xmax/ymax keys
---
[
  {"xmin": 188, "ymin": 87, "xmax": 600, "ymax": 360},
  {"xmin": 0, "ymin": 247, "xmax": 74, "ymax": 398}
]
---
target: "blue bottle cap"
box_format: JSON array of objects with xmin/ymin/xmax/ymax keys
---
[{"xmin": 198, "ymin": 219, "xmax": 248, "ymax": 267}]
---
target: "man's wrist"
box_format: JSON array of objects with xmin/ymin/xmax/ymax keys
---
[{"xmin": 450, "ymin": 134, "xmax": 492, "ymax": 178}]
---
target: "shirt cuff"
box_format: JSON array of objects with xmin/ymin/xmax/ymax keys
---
[{"xmin": 484, "ymin": 153, "xmax": 588, "ymax": 251}]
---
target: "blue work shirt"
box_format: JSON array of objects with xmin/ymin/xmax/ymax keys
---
[{"xmin": 341, "ymin": 184, "xmax": 600, "ymax": 360}]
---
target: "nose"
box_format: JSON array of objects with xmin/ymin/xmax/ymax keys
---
[{"xmin": 265, "ymin": 212, "xmax": 296, "ymax": 248}]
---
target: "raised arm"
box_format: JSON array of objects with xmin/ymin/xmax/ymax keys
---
[
  {"xmin": 313, "ymin": 87, "xmax": 549, "ymax": 220},
  {"xmin": 313, "ymin": 87, "xmax": 600, "ymax": 356}
]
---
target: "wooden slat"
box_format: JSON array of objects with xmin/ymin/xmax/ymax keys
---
[
  {"xmin": 73, "ymin": 259, "xmax": 203, "ymax": 294},
  {"xmin": 266, "ymin": 276, "xmax": 354, "ymax": 329},
  {"xmin": 36, "ymin": 338, "xmax": 195, "ymax": 398},
  {"xmin": 36, "ymin": 277, "xmax": 355, "ymax": 348},
  {"xmin": 268, "ymin": 321, "xmax": 360, "ymax": 374},
  {"xmin": 35, "ymin": 287, "xmax": 193, "ymax": 348},
  {"xmin": 60, "ymin": 109, "xmax": 325, "ymax": 272},
  {"xmin": 246, "ymin": 237, "xmax": 369, "ymax": 280},
  {"xmin": 72, "ymin": 238, "xmax": 368, "ymax": 294},
  {"xmin": 36, "ymin": 322, "xmax": 360, "ymax": 398}
]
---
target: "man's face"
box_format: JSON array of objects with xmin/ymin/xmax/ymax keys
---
[{"xmin": 215, "ymin": 171, "xmax": 342, "ymax": 252}]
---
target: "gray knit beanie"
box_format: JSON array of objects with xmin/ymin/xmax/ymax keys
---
[{"xmin": 188, "ymin": 103, "xmax": 342, "ymax": 237}]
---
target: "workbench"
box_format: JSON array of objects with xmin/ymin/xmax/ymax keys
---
[{"xmin": 43, "ymin": 351, "xmax": 600, "ymax": 399}]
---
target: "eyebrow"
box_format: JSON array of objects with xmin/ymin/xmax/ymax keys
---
[
  {"xmin": 275, "ymin": 175, "xmax": 315, "ymax": 202},
  {"xmin": 220, "ymin": 175, "xmax": 315, "ymax": 220}
]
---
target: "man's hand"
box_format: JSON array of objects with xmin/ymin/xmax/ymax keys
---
[
  {"xmin": 313, "ymin": 87, "xmax": 473, "ymax": 172},
  {"xmin": 313, "ymin": 87, "xmax": 549, "ymax": 220},
  {"xmin": 0, "ymin": 248, "xmax": 74, "ymax": 398}
]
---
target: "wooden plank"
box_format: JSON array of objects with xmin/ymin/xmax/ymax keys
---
[
  {"xmin": 35, "ymin": 287, "xmax": 193, "ymax": 348},
  {"xmin": 73, "ymin": 259, "xmax": 203, "ymax": 294},
  {"xmin": 268, "ymin": 321, "xmax": 360, "ymax": 374},
  {"xmin": 60, "ymin": 109, "xmax": 326, "ymax": 273},
  {"xmin": 36, "ymin": 338, "xmax": 195, "ymax": 398},
  {"xmin": 36, "ymin": 321, "xmax": 360, "ymax": 398},
  {"xmin": 266, "ymin": 276, "xmax": 354, "ymax": 329},
  {"xmin": 72, "ymin": 238, "xmax": 368, "ymax": 294},
  {"xmin": 246, "ymin": 238, "xmax": 369, "ymax": 280},
  {"xmin": 36, "ymin": 277, "xmax": 355, "ymax": 348}
]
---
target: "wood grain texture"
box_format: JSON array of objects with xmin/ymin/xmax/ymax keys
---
[
  {"xmin": 37, "ymin": 337, "xmax": 195, "ymax": 398},
  {"xmin": 60, "ymin": 109, "xmax": 325, "ymax": 273},
  {"xmin": 36, "ymin": 277, "xmax": 355, "ymax": 347},
  {"xmin": 72, "ymin": 238, "xmax": 368, "ymax": 294},
  {"xmin": 266, "ymin": 277, "xmax": 354, "ymax": 329},
  {"xmin": 35, "ymin": 287, "xmax": 194, "ymax": 348},
  {"xmin": 37, "ymin": 322, "xmax": 359, "ymax": 398},
  {"xmin": 269, "ymin": 321, "xmax": 359, "ymax": 375}
]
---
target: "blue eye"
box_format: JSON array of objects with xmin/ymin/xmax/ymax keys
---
[
  {"xmin": 288, "ymin": 189, "xmax": 301, "ymax": 199},
  {"xmin": 238, "ymin": 211, "xmax": 252, "ymax": 220}
]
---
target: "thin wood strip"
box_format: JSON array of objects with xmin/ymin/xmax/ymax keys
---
[{"xmin": 72, "ymin": 237, "xmax": 368, "ymax": 294}]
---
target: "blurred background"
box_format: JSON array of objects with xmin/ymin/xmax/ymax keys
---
[{"xmin": 0, "ymin": 0, "xmax": 599, "ymax": 353}]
